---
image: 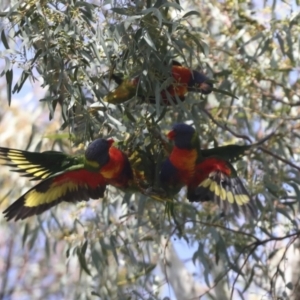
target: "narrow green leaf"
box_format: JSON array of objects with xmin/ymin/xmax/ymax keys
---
[
  {"xmin": 75, "ymin": 1, "xmax": 96, "ymax": 10},
  {"xmin": 276, "ymin": 33, "xmax": 285, "ymax": 56},
  {"xmin": 81, "ymin": 240, "xmax": 88, "ymax": 255},
  {"xmin": 212, "ymin": 87, "xmax": 239, "ymax": 99},
  {"xmin": 1, "ymin": 30, "xmax": 9, "ymax": 49},
  {"xmin": 256, "ymin": 37, "xmax": 271, "ymax": 57},
  {"xmin": 110, "ymin": 235, "xmax": 119, "ymax": 264},
  {"xmin": 276, "ymin": 206, "xmax": 297, "ymax": 228},
  {"xmin": 152, "ymin": 8, "xmax": 162, "ymax": 27},
  {"xmin": 45, "ymin": 238, "xmax": 50, "ymax": 258},
  {"xmin": 182, "ymin": 10, "xmax": 200, "ymax": 18},
  {"xmin": 142, "ymin": 30, "xmax": 157, "ymax": 50},
  {"xmin": 286, "ymin": 282, "xmax": 293, "ymax": 290},
  {"xmin": 1, "ymin": 57, "xmax": 10, "ymax": 75},
  {"xmin": 153, "ymin": 0, "xmax": 164, "ymax": 8},
  {"xmin": 111, "ymin": 7, "xmax": 130, "ymax": 15},
  {"xmin": 91, "ymin": 249, "xmax": 102, "ymax": 273},
  {"xmin": 155, "ymin": 106, "xmax": 167, "ymax": 124},
  {"xmin": 31, "ymin": 48, "xmax": 43, "ymax": 66},
  {"xmin": 66, "ymin": 248, "xmax": 70, "ymax": 258},
  {"xmin": 285, "ymin": 26, "xmax": 294, "ymax": 62},
  {"xmin": 77, "ymin": 248, "xmax": 92, "ymax": 276},
  {"xmin": 12, "ymin": 71, "xmax": 29, "ymax": 94},
  {"xmin": 161, "ymin": 2, "xmax": 182, "ymax": 10},
  {"xmin": 267, "ymin": 249, "xmax": 280, "ymax": 260},
  {"xmin": 28, "ymin": 228, "xmax": 39, "ymax": 250},
  {"xmin": 5, "ymin": 69, "xmax": 13, "ymax": 105},
  {"xmin": 22, "ymin": 223, "xmax": 29, "ymax": 247},
  {"xmin": 124, "ymin": 108, "xmax": 136, "ymax": 123}
]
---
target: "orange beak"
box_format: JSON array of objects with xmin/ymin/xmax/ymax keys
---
[
  {"xmin": 167, "ymin": 130, "xmax": 175, "ymax": 140},
  {"xmin": 107, "ymin": 139, "xmax": 115, "ymax": 147}
]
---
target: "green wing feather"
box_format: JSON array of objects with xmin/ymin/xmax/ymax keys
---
[
  {"xmin": 0, "ymin": 148, "xmax": 84, "ymax": 180},
  {"xmin": 200, "ymin": 144, "xmax": 252, "ymax": 163},
  {"xmin": 200, "ymin": 132, "xmax": 273, "ymax": 163}
]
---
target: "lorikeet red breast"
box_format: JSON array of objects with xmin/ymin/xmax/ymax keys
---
[
  {"xmin": 1, "ymin": 138, "xmax": 133, "ymax": 221},
  {"xmin": 97, "ymin": 143, "xmax": 133, "ymax": 188},
  {"xmin": 104, "ymin": 62, "xmax": 213, "ymax": 105}
]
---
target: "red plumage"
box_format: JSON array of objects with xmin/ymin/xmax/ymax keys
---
[
  {"xmin": 104, "ymin": 63, "xmax": 213, "ymax": 105},
  {"xmin": 101, "ymin": 146, "xmax": 133, "ymax": 188},
  {"xmin": 53, "ymin": 169, "xmax": 106, "ymax": 187},
  {"xmin": 151, "ymin": 65, "xmax": 213, "ymax": 104},
  {"xmin": 2, "ymin": 138, "xmax": 133, "ymax": 221},
  {"xmin": 189, "ymin": 157, "xmax": 232, "ymax": 189}
]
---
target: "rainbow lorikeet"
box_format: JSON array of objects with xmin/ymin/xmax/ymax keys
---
[
  {"xmin": 159, "ymin": 124, "xmax": 199, "ymax": 195},
  {"xmin": 0, "ymin": 138, "xmax": 133, "ymax": 221},
  {"xmin": 160, "ymin": 123, "xmax": 256, "ymax": 216},
  {"xmin": 104, "ymin": 62, "xmax": 213, "ymax": 105}
]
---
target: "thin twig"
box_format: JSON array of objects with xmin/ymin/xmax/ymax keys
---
[
  {"xmin": 199, "ymin": 230, "xmax": 300, "ymax": 299},
  {"xmin": 269, "ymin": 236, "xmax": 297, "ymax": 297},
  {"xmin": 253, "ymin": 80, "xmax": 300, "ymax": 107},
  {"xmin": 259, "ymin": 146, "xmax": 300, "ymax": 172},
  {"xmin": 202, "ymin": 108, "xmax": 253, "ymax": 142},
  {"xmin": 230, "ymin": 244, "xmax": 257, "ymax": 300},
  {"xmin": 203, "ymin": 108, "xmax": 300, "ymax": 171},
  {"xmin": 193, "ymin": 220, "xmax": 260, "ymax": 242}
]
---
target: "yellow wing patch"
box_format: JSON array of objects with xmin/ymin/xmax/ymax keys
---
[
  {"xmin": 199, "ymin": 178, "xmax": 211, "ymax": 188},
  {"xmin": 24, "ymin": 181, "xmax": 79, "ymax": 207},
  {"xmin": 235, "ymin": 194, "xmax": 250, "ymax": 205},
  {"xmin": 7, "ymin": 151, "xmax": 51, "ymax": 179},
  {"xmin": 199, "ymin": 178, "xmax": 250, "ymax": 206},
  {"xmin": 220, "ymin": 187, "xmax": 227, "ymax": 201},
  {"xmin": 226, "ymin": 191, "xmax": 234, "ymax": 204}
]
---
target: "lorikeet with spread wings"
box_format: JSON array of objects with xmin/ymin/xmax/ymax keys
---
[
  {"xmin": 160, "ymin": 123, "xmax": 256, "ymax": 216},
  {"xmin": 0, "ymin": 138, "xmax": 133, "ymax": 221},
  {"xmin": 104, "ymin": 62, "xmax": 213, "ymax": 105}
]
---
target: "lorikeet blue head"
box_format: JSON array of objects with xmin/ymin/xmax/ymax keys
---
[
  {"xmin": 85, "ymin": 138, "xmax": 114, "ymax": 167},
  {"xmin": 188, "ymin": 70, "xmax": 213, "ymax": 94},
  {"xmin": 168, "ymin": 123, "xmax": 198, "ymax": 149}
]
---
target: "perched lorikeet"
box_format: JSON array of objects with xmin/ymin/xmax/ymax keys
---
[
  {"xmin": 104, "ymin": 76, "xmax": 140, "ymax": 105},
  {"xmin": 104, "ymin": 62, "xmax": 213, "ymax": 105},
  {"xmin": 159, "ymin": 124, "xmax": 199, "ymax": 195},
  {"xmin": 160, "ymin": 123, "xmax": 256, "ymax": 216},
  {"xmin": 0, "ymin": 138, "xmax": 133, "ymax": 221}
]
